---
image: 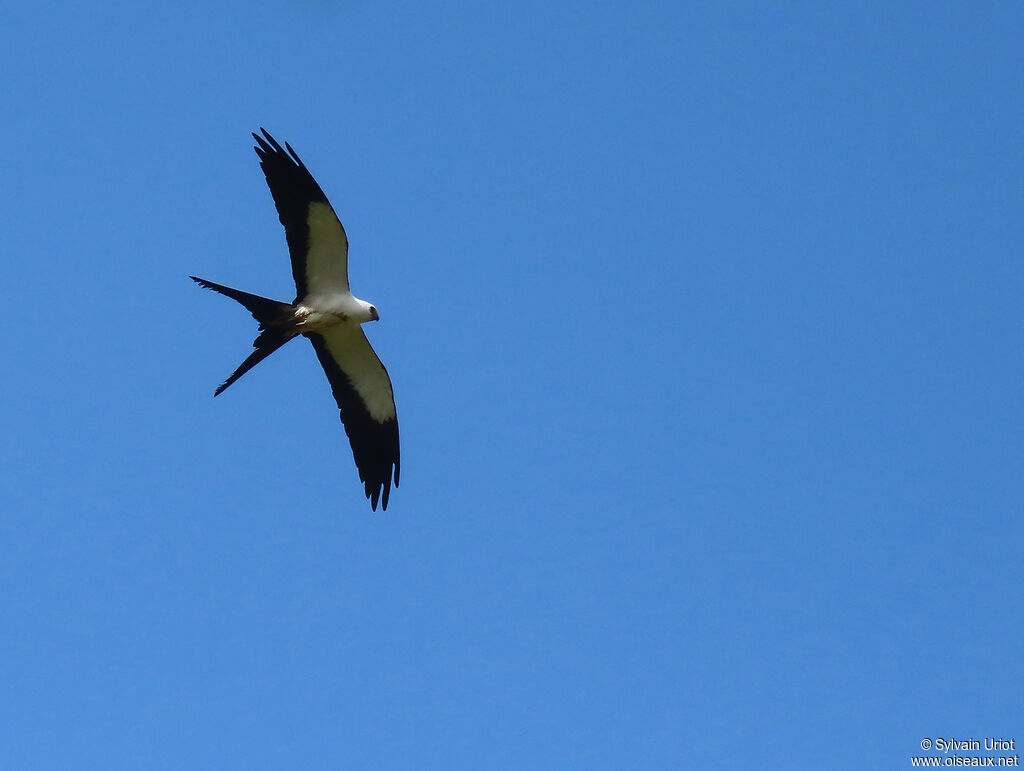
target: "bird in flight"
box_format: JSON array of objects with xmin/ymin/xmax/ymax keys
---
[{"xmin": 191, "ymin": 129, "xmax": 399, "ymax": 511}]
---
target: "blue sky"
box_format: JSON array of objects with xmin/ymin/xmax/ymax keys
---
[{"xmin": 2, "ymin": 1, "xmax": 1022, "ymax": 768}]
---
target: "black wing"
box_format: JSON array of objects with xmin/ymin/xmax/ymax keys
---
[
  {"xmin": 252, "ymin": 129, "xmax": 350, "ymax": 298},
  {"xmin": 306, "ymin": 328, "xmax": 400, "ymax": 511}
]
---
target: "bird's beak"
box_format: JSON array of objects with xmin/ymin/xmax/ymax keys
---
[{"xmin": 371, "ymin": 308, "xmax": 380, "ymax": 321}]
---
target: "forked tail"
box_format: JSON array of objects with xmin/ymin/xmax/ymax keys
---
[{"xmin": 190, "ymin": 276, "xmax": 297, "ymax": 395}]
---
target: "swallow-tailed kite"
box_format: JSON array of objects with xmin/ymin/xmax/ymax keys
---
[{"xmin": 191, "ymin": 129, "xmax": 399, "ymax": 511}]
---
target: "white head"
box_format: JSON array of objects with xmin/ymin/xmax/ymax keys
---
[{"xmin": 356, "ymin": 297, "xmax": 380, "ymax": 323}]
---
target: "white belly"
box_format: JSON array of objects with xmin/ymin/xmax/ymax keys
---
[{"xmin": 293, "ymin": 292, "xmax": 371, "ymax": 331}]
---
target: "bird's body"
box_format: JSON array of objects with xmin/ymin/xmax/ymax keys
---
[
  {"xmin": 191, "ymin": 130, "xmax": 400, "ymax": 511},
  {"xmin": 292, "ymin": 293, "xmax": 377, "ymax": 328}
]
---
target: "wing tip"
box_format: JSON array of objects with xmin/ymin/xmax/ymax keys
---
[
  {"xmin": 365, "ymin": 462, "xmax": 398, "ymax": 512},
  {"xmin": 252, "ymin": 128, "xmax": 305, "ymax": 167}
]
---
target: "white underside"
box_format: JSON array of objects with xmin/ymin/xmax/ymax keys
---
[
  {"xmin": 297, "ymin": 204, "xmax": 393, "ymax": 423},
  {"xmin": 295, "ymin": 291, "xmax": 374, "ymax": 330}
]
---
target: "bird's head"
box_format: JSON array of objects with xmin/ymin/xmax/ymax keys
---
[{"xmin": 356, "ymin": 298, "xmax": 380, "ymax": 322}]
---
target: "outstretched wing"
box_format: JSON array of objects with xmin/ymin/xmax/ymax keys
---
[
  {"xmin": 306, "ymin": 328, "xmax": 400, "ymax": 511},
  {"xmin": 252, "ymin": 128, "xmax": 349, "ymax": 298}
]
